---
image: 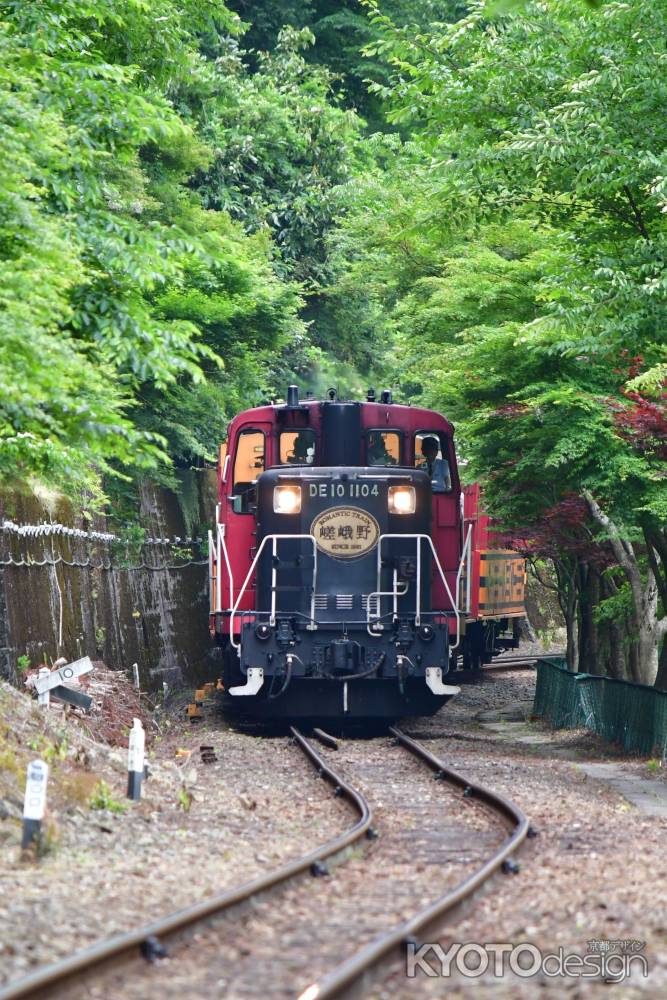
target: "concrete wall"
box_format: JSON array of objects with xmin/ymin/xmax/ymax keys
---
[{"xmin": 0, "ymin": 472, "xmax": 217, "ymax": 691}]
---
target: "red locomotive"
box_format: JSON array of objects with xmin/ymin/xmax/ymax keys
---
[{"xmin": 208, "ymin": 387, "xmax": 525, "ymax": 723}]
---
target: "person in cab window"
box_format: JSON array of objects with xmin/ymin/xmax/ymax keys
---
[
  {"xmin": 367, "ymin": 431, "xmax": 396, "ymax": 466},
  {"xmin": 288, "ymin": 432, "xmax": 314, "ymax": 465},
  {"xmin": 419, "ymin": 436, "xmax": 451, "ymax": 492}
]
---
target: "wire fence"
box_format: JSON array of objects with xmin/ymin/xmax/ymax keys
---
[
  {"xmin": 533, "ymin": 657, "xmax": 667, "ymax": 758},
  {"xmin": 0, "ymin": 519, "xmax": 208, "ymax": 571}
]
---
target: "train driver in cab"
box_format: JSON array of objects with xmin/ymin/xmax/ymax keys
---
[
  {"xmin": 286, "ymin": 431, "xmax": 315, "ymax": 465},
  {"xmin": 419, "ymin": 435, "xmax": 451, "ymax": 492}
]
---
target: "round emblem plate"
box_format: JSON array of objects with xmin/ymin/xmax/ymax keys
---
[{"xmin": 311, "ymin": 506, "xmax": 380, "ymax": 560}]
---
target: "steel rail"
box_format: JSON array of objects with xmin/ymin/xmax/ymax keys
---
[
  {"xmin": 0, "ymin": 729, "xmax": 372, "ymax": 1000},
  {"xmin": 312, "ymin": 728, "xmax": 340, "ymax": 751},
  {"xmin": 485, "ymin": 657, "xmax": 538, "ymax": 670},
  {"xmin": 298, "ymin": 726, "xmax": 529, "ymax": 1000},
  {"xmin": 448, "ymin": 653, "xmax": 551, "ymax": 683},
  {"xmin": 489, "ymin": 651, "xmax": 564, "ymax": 666}
]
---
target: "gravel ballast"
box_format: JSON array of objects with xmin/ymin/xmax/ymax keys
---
[{"xmin": 1, "ymin": 666, "xmax": 665, "ymax": 998}]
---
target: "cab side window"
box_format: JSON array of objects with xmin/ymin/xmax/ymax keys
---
[
  {"xmin": 232, "ymin": 430, "xmax": 265, "ymax": 512},
  {"xmin": 414, "ymin": 432, "xmax": 452, "ymax": 492},
  {"xmin": 280, "ymin": 430, "xmax": 316, "ymax": 465},
  {"xmin": 366, "ymin": 431, "xmax": 400, "ymax": 466}
]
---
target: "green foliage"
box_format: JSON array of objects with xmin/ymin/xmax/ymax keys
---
[
  {"xmin": 593, "ymin": 582, "xmax": 633, "ymax": 627},
  {"xmin": 334, "ymin": 0, "xmax": 666, "ymax": 527},
  {"xmin": 16, "ymin": 655, "xmax": 31, "ymax": 674},
  {"xmin": 0, "ymin": 0, "xmax": 305, "ymax": 493},
  {"xmin": 2, "ymin": 0, "xmax": 663, "ymax": 675},
  {"xmin": 28, "ymin": 733, "xmax": 69, "ymax": 763},
  {"xmin": 193, "ymin": 26, "xmax": 365, "ymax": 289},
  {"xmin": 110, "ymin": 523, "xmax": 146, "ymax": 568},
  {"xmin": 178, "ymin": 785, "xmax": 193, "ymax": 812},
  {"xmin": 88, "ymin": 779, "xmax": 126, "ymax": 813},
  {"xmin": 226, "ymin": 1, "xmax": 466, "ymax": 124},
  {"xmin": 170, "ymin": 545, "xmax": 195, "ymax": 563},
  {"xmin": 327, "ymin": 0, "xmax": 666, "ymax": 677}
]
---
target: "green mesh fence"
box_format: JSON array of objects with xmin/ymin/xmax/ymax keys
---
[{"xmin": 533, "ymin": 658, "xmax": 667, "ymax": 757}]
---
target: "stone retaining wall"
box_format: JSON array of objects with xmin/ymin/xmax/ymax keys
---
[{"xmin": 0, "ymin": 472, "xmax": 217, "ymax": 691}]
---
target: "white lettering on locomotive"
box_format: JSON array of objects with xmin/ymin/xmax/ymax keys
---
[{"xmin": 309, "ymin": 483, "xmax": 379, "ymax": 499}]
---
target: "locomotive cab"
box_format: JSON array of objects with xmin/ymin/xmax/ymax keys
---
[{"xmin": 210, "ymin": 390, "xmax": 464, "ymax": 724}]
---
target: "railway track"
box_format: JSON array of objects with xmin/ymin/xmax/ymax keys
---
[
  {"xmin": 1, "ymin": 726, "xmax": 529, "ymax": 1000},
  {"xmin": 449, "ymin": 649, "xmax": 564, "ymax": 684},
  {"xmin": 0, "ymin": 729, "xmax": 373, "ymax": 1000},
  {"xmin": 486, "ymin": 652, "xmax": 559, "ymax": 669},
  {"xmin": 297, "ymin": 727, "xmax": 529, "ymax": 999}
]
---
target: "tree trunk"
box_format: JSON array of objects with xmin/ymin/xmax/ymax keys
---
[
  {"xmin": 555, "ymin": 560, "xmax": 579, "ymax": 671},
  {"xmin": 637, "ymin": 624, "xmax": 660, "ymax": 686},
  {"xmin": 598, "ymin": 573, "xmax": 626, "ymax": 679},
  {"xmin": 628, "ymin": 633, "xmax": 642, "ymax": 684},
  {"xmin": 607, "ymin": 619, "xmax": 627, "ymax": 680},
  {"xmin": 578, "ymin": 563, "xmax": 601, "ymax": 674},
  {"xmin": 583, "ymin": 491, "xmax": 666, "ymax": 686},
  {"xmin": 655, "ymin": 637, "xmax": 667, "ymax": 692}
]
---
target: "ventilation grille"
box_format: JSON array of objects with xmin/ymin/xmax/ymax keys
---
[
  {"xmin": 335, "ymin": 594, "xmax": 354, "ymax": 610},
  {"xmin": 314, "ymin": 594, "xmax": 329, "ymax": 610}
]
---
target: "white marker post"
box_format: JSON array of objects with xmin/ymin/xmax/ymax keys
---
[
  {"xmin": 37, "ymin": 667, "xmax": 51, "ymax": 708},
  {"xmin": 127, "ymin": 718, "xmax": 145, "ymax": 800},
  {"xmin": 22, "ymin": 760, "xmax": 49, "ymax": 850}
]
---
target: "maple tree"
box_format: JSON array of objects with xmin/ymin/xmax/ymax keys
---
[{"xmin": 331, "ymin": 0, "xmax": 666, "ymax": 683}]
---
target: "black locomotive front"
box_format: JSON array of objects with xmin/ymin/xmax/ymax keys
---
[{"xmin": 229, "ymin": 463, "xmax": 458, "ymax": 722}]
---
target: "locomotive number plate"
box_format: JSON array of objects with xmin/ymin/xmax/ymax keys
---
[{"xmin": 311, "ymin": 507, "xmax": 380, "ymax": 560}]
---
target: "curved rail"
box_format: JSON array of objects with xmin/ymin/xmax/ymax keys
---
[
  {"xmin": 298, "ymin": 726, "xmax": 529, "ymax": 1000},
  {"xmin": 0, "ymin": 728, "xmax": 372, "ymax": 1000}
]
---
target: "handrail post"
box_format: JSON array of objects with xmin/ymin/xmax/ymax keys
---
[
  {"xmin": 373, "ymin": 533, "xmax": 461, "ymax": 650},
  {"xmin": 230, "ymin": 534, "xmax": 319, "ymax": 652},
  {"xmin": 217, "ymin": 523, "xmax": 234, "ymax": 614},
  {"xmin": 466, "ymin": 524, "xmax": 472, "ymax": 614},
  {"xmin": 208, "ymin": 529, "xmax": 214, "ymax": 615},
  {"xmin": 216, "ymin": 525, "xmax": 222, "ymax": 614},
  {"xmin": 270, "ymin": 535, "xmax": 278, "ymax": 627},
  {"xmin": 415, "ymin": 537, "xmax": 422, "ymax": 626},
  {"xmin": 230, "ymin": 535, "xmax": 270, "ymax": 652},
  {"xmin": 376, "ymin": 537, "xmax": 383, "ymax": 623},
  {"xmin": 455, "ymin": 523, "xmax": 472, "ymax": 617},
  {"xmin": 309, "ymin": 539, "xmax": 318, "ymax": 629}
]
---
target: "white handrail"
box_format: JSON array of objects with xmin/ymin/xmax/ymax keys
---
[
  {"xmin": 457, "ymin": 523, "xmax": 473, "ymax": 616},
  {"xmin": 374, "ymin": 534, "xmax": 462, "ymax": 651},
  {"xmin": 224, "ymin": 529, "xmax": 469, "ymax": 654},
  {"xmin": 216, "ymin": 523, "xmax": 234, "ymax": 614},
  {"xmin": 230, "ymin": 534, "xmax": 318, "ymax": 652},
  {"xmin": 366, "ymin": 582, "xmax": 409, "ymax": 636},
  {"xmin": 208, "ymin": 529, "xmax": 214, "ymax": 614}
]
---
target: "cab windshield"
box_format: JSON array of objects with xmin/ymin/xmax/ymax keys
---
[
  {"xmin": 280, "ymin": 430, "xmax": 316, "ymax": 465},
  {"xmin": 366, "ymin": 431, "xmax": 401, "ymax": 466}
]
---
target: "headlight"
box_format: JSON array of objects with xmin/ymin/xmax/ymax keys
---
[
  {"xmin": 388, "ymin": 485, "xmax": 416, "ymax": 515},
  {"xmin": 274, "ymin": 485, "xmax": 301, "ymax": 514}
]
